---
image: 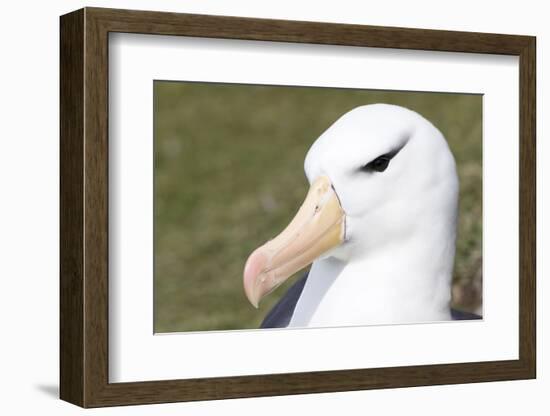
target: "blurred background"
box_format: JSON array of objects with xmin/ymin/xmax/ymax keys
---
[{"xmin": 154, "ymin": 81, "xmax": 482, "ymax": 333}]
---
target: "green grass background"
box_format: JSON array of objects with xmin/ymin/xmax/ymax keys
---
[{"xmin": 154, "ymin": 81, "xmax": 482, "ymax": 333}]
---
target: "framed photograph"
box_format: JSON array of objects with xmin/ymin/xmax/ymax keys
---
[{"xmin": 60, "ymin": 7, "xmax": 536, "ymax": 407}]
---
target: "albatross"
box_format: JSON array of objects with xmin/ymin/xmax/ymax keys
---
[{"xmin": 243, "ymin": 103, "xmax": 480, "ymax": 328}]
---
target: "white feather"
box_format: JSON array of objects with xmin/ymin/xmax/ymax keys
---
[{"xmin": 289, "ymin": 104, "xmax": 459, "ymax": 327}]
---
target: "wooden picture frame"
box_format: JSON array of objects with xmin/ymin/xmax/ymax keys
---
[{"xmin": 60, "ymin": 7, "xmax": 536, "ymax": 408}]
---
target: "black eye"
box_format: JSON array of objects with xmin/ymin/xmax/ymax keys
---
[{"xmin": 361, "ymin": 155, "xmax": 391, "ymax": 173}]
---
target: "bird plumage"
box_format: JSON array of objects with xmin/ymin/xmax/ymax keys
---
[{"xmin": 246, "ymin": 104, "xmax": 480, "ymax": 328}]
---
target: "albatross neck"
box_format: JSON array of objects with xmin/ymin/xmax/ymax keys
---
[{"xmin": 288, "ymin": 234, "xmax": 455, "ymax": 328}]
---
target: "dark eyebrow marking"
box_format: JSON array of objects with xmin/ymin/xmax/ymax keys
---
[
  {"xmin": 358, "ymin": 142, "xmax": 406, "ymax": 173},
  {"xmin": 384, "ymin": 141, "xmax": 407, "ymax": 160}
]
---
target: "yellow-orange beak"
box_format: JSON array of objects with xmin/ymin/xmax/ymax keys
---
[{"xmin": 243, "ymin": 176, "xmax": 346, "ymax": 308}]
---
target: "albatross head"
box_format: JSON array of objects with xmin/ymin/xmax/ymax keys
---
[{"xmin": 244, "ymin": 104, "xmax": 459, "ymax": 309}]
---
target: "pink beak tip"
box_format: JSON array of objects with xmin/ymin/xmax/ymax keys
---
[{"xmin": 243, "ymin": 248, "xmax": 268, "ymax": 308}]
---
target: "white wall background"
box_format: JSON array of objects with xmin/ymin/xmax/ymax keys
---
[{"xmin": 0, "ymin": 0, "xmax": 546, "ymax": 414}]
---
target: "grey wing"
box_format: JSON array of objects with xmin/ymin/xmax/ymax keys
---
[
  {"xmin": 450, "ymin": 308, "xmax": 482, "ymax": 320},
  {"xmin": 260, "ymin": 274, "xmax": 309, "ymax": 328}
]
